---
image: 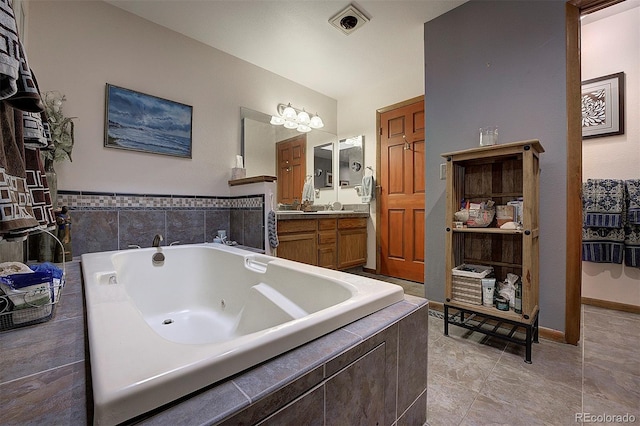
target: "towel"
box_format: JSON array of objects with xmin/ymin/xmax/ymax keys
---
[
  {"xmin": 0, "ymin": 0, "xmax": 21, "ymax": 100},
  {"xmin": 624, "ymin": 180, "xmax": 640, "ymax": 268},
  {"xmin": 361, "ymin": 175, "xmax": 374, "ymax": 203},
  {"xmin": 302, "ymin": 180, "xmax": 314, "ymax": 203},
  {"xmin": 0, "ymin": 101, "xmax": 39, "ymax": 237},
  {"xmin": 582, "ymin": 179, "xmax": 624, "ymax": 228},
  {"xmin": 267, "ymin": 210, "xmax": 278, "ymax": 249},
  {"xmin": 581, "ymin": 180, "xmax": 625, "ymax": 264},
  {"xmin": 625, "ymin": 180, "xmax": 640, "ymax": 225}
]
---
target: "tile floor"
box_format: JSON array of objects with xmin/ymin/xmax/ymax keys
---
[{"xmin": 346, "ymin": 269, "xmax": 640, "ymax": 426}]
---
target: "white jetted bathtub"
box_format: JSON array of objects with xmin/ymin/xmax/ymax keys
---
[{"xmin": 81, "ymin": 244, "xmax": 404, "ymax": 425}]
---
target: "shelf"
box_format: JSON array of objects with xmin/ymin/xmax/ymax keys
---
[
  {"xmin": 445, "ymin": 299, "xmax": 538, "ymax": 325},
  {"xmin": 449, "ymin": 227, "xmax": 524, "ymax": 235},
  {"xmin": 442, "ymin": 140, "xmax": 543, "ymax": 363}
]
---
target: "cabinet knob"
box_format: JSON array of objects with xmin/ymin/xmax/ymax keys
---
[
  {"xmin": 524, "ymin": 230, "xmax": 531, "ymax": 235},
  {"xmin": 446, "ymin": 298, "xmax": 451, "ymax": 302},
  {"xmin": 446, "ymin": 227, "xmax": 451, "ymax": 232},
  {"xmin": 524, "ymin": 314, "xmax": 530, "ymax": 320},
  {"xmin": 447, "ymin": 156, "xmax": 452, "ymax": 162},
  {"xmin": 524, "ymin": 145, "xmax": 531, "ymax": 151}
]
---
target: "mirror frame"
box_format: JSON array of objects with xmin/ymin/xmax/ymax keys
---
[{"xmin": 337, "ymin": 135, "xmax": 365, "ymax": 188}]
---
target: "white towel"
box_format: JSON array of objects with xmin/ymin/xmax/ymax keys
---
[
  {"xmin": 302, "ymin": 181, "xmax": 314, "ymax": 202},
  {"xmin": 361, "ymin": 175, "xmax": 374, "ymax": 203}
]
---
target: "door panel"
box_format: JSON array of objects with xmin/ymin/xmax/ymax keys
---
[
  {"xmin": 277, "ymin": 135, "xmax": 306, "ymax": 204},
  {"xmin": 379, "ymin": 99, "xmax": 425, "ymax": 283}
]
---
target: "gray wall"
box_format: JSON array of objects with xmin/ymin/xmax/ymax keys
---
[{"xmin": 424, "ymin": 0, "xmax": 568, "ymax": 331}]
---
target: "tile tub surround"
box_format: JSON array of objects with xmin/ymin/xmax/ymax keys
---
[
  {"xmin": 0, "ymin": 260, "xmax": 429, "ymax": 425},
  {"xmin": 52, "ymin": 191, "xmax": 265, "ymax": 257}
]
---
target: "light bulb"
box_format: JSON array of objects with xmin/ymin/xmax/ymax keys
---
[
  {"xmin": 297, "ymin": 110, "xmax": 310, "ymax": 126},
  {"xmin": 297, "ymin": 124, "xmax": 311, "ymax": 133},
  {"xmin": 282, "ymin": 104, "xmax": 297, "ymax": 121},
  {"xmin": 284, "ymin": 120, "xmax": 298, "ymax": 129},
  {"xmin": 310, "ymin": 114, "xmax": 324, "ymax": 129},
  {"xmin": 270, "ymin": 116, "xmax": 285, "ymax": 125}
]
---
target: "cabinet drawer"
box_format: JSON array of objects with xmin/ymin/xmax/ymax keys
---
[
  {"xmin": 338, "ymin": 218, "xmax": 367, "ymax": 230},
  {"xmin": 278, "ymin": 219, "xmax": 317, "ymax": 234},
  {"xmin": 318, "ymin": 218, "xmax": 337, "ymax": 231},
  {"xmin": 318, "ymin": 231, "xmax": 337, "ymax": 245}
]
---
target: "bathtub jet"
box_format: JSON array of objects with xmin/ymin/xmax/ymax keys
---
[{"xmin": 81, "ymin": 243, "xmax": 404, "ymax": 425}]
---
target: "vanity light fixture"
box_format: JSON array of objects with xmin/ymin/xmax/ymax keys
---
[{"xmin": 270, "ymin": 103, "xmax": 324, "ymax": 133}]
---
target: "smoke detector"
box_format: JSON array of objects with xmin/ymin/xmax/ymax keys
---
[{"xmin": 329, "ymin": 4, "xmax": 370, "ymax": 35}]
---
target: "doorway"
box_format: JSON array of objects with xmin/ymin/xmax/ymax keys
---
[
  {"xmin": 377, "ymin": 96, "xmax": 425, "ymax": 283},
  {"xmin": 276, "ymin": 135, "xmax": 306, "ymax": 204}
]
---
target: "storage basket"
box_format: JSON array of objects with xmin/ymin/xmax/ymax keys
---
[
  {"xmin": 451, "ymin": 264, "xmax": 493, "ymax": 305},
  {"xmin": 0, "ymin": 272, "xmax": 64, "ymax": 331}
]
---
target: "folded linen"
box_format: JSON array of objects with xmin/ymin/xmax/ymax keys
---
[
  {"xmin": 583, "ymin": 179, "xmax": 625, "ymax": 228},
  {"xmin": 624, "ymin": 225, "xmax": 640, "ymax": 268},
  {"xmin": 582, "ymin": 227, "xmax": 625, "ymax": 264},
  {"xmin": 0, "ymin": 271, "xmax": 53, "ymax": 310},
  {"xmin": 625, "ymin": 179, "xmax": 640, "ymax": 225}
]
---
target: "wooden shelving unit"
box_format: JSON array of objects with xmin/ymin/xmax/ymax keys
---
[{"xmin": 441, "ymin": 140, "xmax": 544, "ymax": 363}]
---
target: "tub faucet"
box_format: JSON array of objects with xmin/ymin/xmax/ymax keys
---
[{"xmin": 152, "ymin": 234, "xmax": 165, "ymax": 266}]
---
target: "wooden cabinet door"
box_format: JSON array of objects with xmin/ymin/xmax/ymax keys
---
[
  {"xmin": 337, "ymin": 218, "xmax": 367, "ymax": 269},
  {"xmin": 277, "ymin": 232, "xmax": 317, "ymax": 265},
  {"xmin": 277, "ymin": 135, "xmax": 306, "ymax": 204}
]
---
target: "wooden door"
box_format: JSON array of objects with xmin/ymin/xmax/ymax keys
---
[
  {"xmin": 277, "ymin": 135, "xmax": 306, "ymax": 204},
  {"xmin": 379, "ymin": 99, "xmax": 425, "ymax": 283}
]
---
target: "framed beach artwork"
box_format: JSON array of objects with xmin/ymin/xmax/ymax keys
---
[
  {"xmin": 104, "ymin": 84, "xmax": 193, "ymax": 158},
  {"xmin": 581, "ymin": 72, "xmax": 625, "ymax": 140}
]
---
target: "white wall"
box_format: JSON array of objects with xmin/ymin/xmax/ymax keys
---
[
  {"xmin": 25, "ymin": 1, "xmax": 337, "ymax": 197},
  {"xmin": 581, "ymin": 3, "xmax": 640, "ymax": 306}
]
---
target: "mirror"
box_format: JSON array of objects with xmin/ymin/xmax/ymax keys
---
[
  {"xmin": 338, "ymin": 135, "xmax": 364, "ymax": 188},
  {"xmin": 313, "ymin": 143, "xmax": 333, "ymax": 189},
  {"xmin": 241, "ymin": 107, "xmax": 337, "ymax": 178}
]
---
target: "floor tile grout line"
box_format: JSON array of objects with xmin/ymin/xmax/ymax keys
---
[
  {"xmin": 458, "ymin": 338, "xmax": 507, "ymax": 425},
  {"xmin": 0, "ymin": 359, "xmax": 84, "ymax": 387}
]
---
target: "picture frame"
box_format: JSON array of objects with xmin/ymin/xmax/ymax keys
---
[
  {"xmin": 104, "ymin": 84, "xmax": 193, "ymax": 158},
  {"xmin": 581, "ymin": 72, "xmax": 624, "ymax": 139}
]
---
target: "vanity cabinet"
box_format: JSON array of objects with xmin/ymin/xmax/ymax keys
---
[
  {"xmin": 276, "ymin": 219, "xmax": 317, "ymax": 265},
  {"xmin": 317, "ymin": 219, "xmax": 338, "ymax": 269},
  {"xmin": 337, "ymin": 218, "xmax": 367, "ymax": 269},
  {"xmin": 276, "ymin": 215, "xmax": 367, "ymax": 270},
  {"xmin": 441, "ymin": 140, "xmax": 544, "ymax": 363}
]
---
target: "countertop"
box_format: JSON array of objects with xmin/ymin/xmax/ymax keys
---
[{"xmin": 276, "ymin": 211, "xmax": 369, "ymax": 220}]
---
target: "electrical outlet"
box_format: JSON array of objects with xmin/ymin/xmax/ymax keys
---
[{"xmin": 440, "ymin": 163, "xmax": 447, "ymax": 180}]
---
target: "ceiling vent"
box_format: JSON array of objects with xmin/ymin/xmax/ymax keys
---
[{"xmin": 329, "ymin": 4, "xmax": 370, "ymax": 35}]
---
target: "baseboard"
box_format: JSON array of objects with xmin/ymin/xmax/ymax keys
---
[
  {"xmin": 362, "ymin": 267, "xmax": 376, "ymax": 274},
  {"xmin": 582, "ymin": 297, "xmax": 640, "ymax": 314},
  {"xmin": 429, "ymin": 300, "xmax": 567, "ymax": 343},
  {"xmin": 539, "ymin": 327, "xmax": 566, "ymax": 343}
]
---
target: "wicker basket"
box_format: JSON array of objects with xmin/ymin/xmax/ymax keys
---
[{"xmin": 451, "ymin": 264, "xmax": 493, "ymax": 305}]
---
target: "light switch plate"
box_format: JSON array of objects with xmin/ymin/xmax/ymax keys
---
[{"xmin": 440, "ymin": 163, "xmax": 447, "ymax": 180}]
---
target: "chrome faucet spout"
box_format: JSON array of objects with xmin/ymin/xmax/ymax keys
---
[{"xmin": 152, "ymin": 234, "xmax": 163, "ymax": 247}]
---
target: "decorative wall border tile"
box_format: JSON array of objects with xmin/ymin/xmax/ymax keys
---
[{"xmin": 57, "ymin": 191, "xmax": 264, "ymax": 210}]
